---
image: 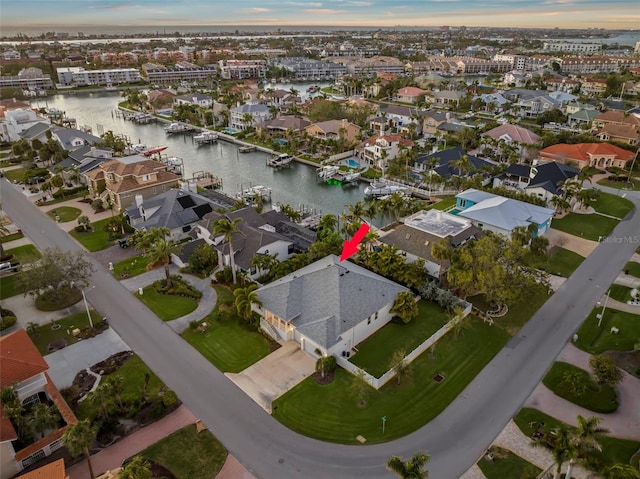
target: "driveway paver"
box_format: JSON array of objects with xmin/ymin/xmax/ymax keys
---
[{"xmin": 226, "ymin": 341, "xmax": 315, "ymax": 413}]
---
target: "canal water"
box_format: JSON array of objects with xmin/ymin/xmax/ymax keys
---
[{"xmin": 40, "ymin": 91, "xmax": 366, "ymax": 217}]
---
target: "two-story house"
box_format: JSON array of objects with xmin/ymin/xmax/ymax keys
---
[
  {"xmin": 0, "ymin": 330, "xmax": 77, "ymax": 478},
  {"xmin": 229, "ymin": 100, "xmax": 271, "ymax": 131},
  {"xmin": 304, "ymin": 119, "xmax": 360, "ymax": 144},
  {"xmin": 592, "ymin": 110, "xmax": 640, "ymax": 146},
  {"xmin": 395, "ymin": 86, "xmax": 428, "ymax": 104},
  {"xmin": 174, "ymin": 92, "xmax": 213, "ymax": 108},
  {"xmin": 356, "ymin": 133, "xmax": 414, "ymax": 170},
  {"xmin": 84, "ymin": 155, "xmax": 181, "ymax": 211},
  {"xmin": 493, "ymin": 160, "xmax": 580, "ymax": 203},
  {"xmin": 539, "ymin": 143, "xmax": 635, "ymax": 170}
]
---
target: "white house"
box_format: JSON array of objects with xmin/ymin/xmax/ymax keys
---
[
  {"xmin": 255, "ymin": 255, "xmax": 408, "ymax": 358},
  {"xmin": 175, "ymin": 93, "xmax": 213, "ymax": 108},
  {"xmin": 0, "ymin": 109, "xmax": 50, "ymax": 142},
  {"xmin": 229, "ymin": 100, "xmax": 271, "ymax": 131}
]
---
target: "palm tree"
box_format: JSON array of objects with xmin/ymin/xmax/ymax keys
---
[
  {"xmin": 106, "ymin": 375, "xmax": 125, "ymax": 409},
  {"xmin": 28, "ymin": 403, "xmax": 59, "ymax": 439},
  {"xmin": 130, "ymin": 227, "xmax": 180, "ymax": 288},
  {"xmin": 120, "ymin": 455, "xmax": 152, "ymax": 479},
  {"xmin": 448, "ymin": 306, "xmax": 472, "ymax": 339},
  {"xmin": 63, "ymin": 419, "xmax": 98, "ymax": 479},
  {"xmin": 562, "ymin": 370, "xmax": 588, "ymax": 397},
  {"xmin": 233, "ymin": 284, "xmax": 262, "ymax": 322},
  {"xmin": 531, "ymin": 424, "xmax": 577, "ymax": 479},
  {"xmin": 363, "ymin": 202, "xmax": 378, "ymax": 225},
  {"xmin": 391, "ymin": 291, "xmax": 419, "ymax": 324},
  {"xmin": 347, "ymin": 201, "xmax": 366, "ymax": 223},
  {"xmin": 386, "ymin": 452, "xmax": 430, "ymax": 478},
  {"xmin": 90, "ymin": 382, "xmax": 114, "ymax": 419},
  {"xmin": 389, "ymin": 348, "xmax": 412, "ymax": 385},
  {"xmin": 250, "ymin": 253, "xmax": 278, "ymax": 278},
  {"xmin": 599, "ymin": 463, "xmax": 640, "ymax": 479},
  {"xmin": 213, "ymin": 217, "xmax": 243, "ymax": 284},
  {"xmin": 430, "ymin": 238, "xmax": 452, "ymax": 274}
]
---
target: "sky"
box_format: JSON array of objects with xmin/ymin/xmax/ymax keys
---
[{"xmin": 1, "ymin": 0, "xmax": 639, "ymax": 30}]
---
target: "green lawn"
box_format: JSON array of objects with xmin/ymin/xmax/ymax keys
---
[
  {"xmin": 468, "ymin": 285, "xmax": 551, "ymax": 336},
  {"xmin": 273, "ymin": 319, "xmax": 510, "ymax": 444},
  {"xmin": 46, "ymin": 206, "xmax": 82, "ymax": 223},
  {"xmin": 431, "ymin": 197, "xmax": 456, "ymax": 211},
  {"xmin": 112, "ymin": 255, "xmax": 153, "ymax": 279},
  {"xmin": 75, "ymin": 354, "xmax": 165, "ymax": 421},
  {"xmin": 69, "ymin": 218, "xmax": 115, "ymax": 252},
  {"xmin": 596, "ymin": 178, "xmax": 640, "ymax": 192},
  {"xmin": 514, "ymin": 408, "xmax": 640, "ymax": 468},
  {"xmin": 1, "ymin": 231, "xmax": 24, "ymax": 243},
  {"xmin": 136, "ymin": 286, "xmax": 198, "ymax": 321},
  {"xmin": 477, "ymin": 447, "xmax": 541, "ymax": 479},
  {"xmin": 574, "ymin": 307, "xmax": 640, "ymax": 354},
  {"xmin": 3, "ymin": 168, "xmax": 25, "ymax": 183},
  {"xmin": 0, "ymin": 274, "xmax": 20, "ymax": 299},
  {"xmin": 141, "ymin": 424, "xmax": 227, "ymax": 479},
  {"xmin": 181, "ymin": 298, "xmax": 271, "ymax": 374},
  {"xmin": 542, "ymin": 362, "xmax": 618, "ymax": 413},
  {"xmin": 608, "ymin": 284, "xmax": 634, "ymax": 303},
  {"xmin": 29, "ymin": 310, "xmax": 103, "ymax": 355},
  {"xmin": 592, "ymin": 192, "xmax": 634, "ymax": 218},
  {"xmin": 4, "ymin": 244, "xmax": 41, "ymax": 264},
  {"xmin": 624, "ymin": 261, "xmax": 640, "ymax": 278},
  {"xmin": 350, "ymin": 301, "xmax": 449, "ymax": 377},
  {"xmin": 551, "ymin": 214, "xmax": 619, "ymax": 241},
  {"xmin": 524, "ymin": 247, "xmax": 585, "ymax": 278}
]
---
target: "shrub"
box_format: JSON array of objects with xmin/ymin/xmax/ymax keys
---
[
  {"xmin": 52, "ymin": 186, "xmax": 88, "ymax": 199},
  {"xmin": 91, "ymin": 199, "xmax": 104, "ymax": 212},
  {"xmin": 0, "ymin": 315, "xmax": 17, "ymax": 330},
  {"xmin": 189, "ymin": 320, "xmax": 200, "ymax": 330},
  {"xmin": 215, "ymin": 266, "xmax": 234, "ymax": 284},
  {"xmin": 161, "ymin": 390, "xmax": 178, "ymax": 408},
  {"xmin": 316, "ymin": 355, "xmax": 337, "ymax": 374},
  {"xmin": 152, "ymin": 275, "xmax": 202, "ymax": 299},
  {"xmin": 149, "ymin": 399, "xmax": 165, "ymax": 419}
]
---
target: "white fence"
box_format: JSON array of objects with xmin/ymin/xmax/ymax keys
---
[{"xmin": 339, "ymin": 301, "xmax": 471, "ymax": 390}]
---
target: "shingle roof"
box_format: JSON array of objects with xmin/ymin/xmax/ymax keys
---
[
  {"xmin": 256, "ymin": 255, "xmax": 407, "ymax": 349},
  {"xmin": 540, "ymin": 143, "xmax": 635, "ymax": 163},
  {"xmin": 482, "ymin": 124, "xmax": 540, "ymax": 145},
  {"xmin": 416, "ymin": 147, "xmax": 494, "ymax": 178},
  {"xmin": 0, "ymin": 329, "xmax": 49, "ymax": 388}
]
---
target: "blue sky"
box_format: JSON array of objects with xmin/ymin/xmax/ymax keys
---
[{"xmin": 2, "ymin": 0, "xmax": 639, "ymax": 29}]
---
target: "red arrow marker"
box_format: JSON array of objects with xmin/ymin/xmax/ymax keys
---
[{"xmin": 340, "ymin": 223, "xmax": 370, "ymax": 262}]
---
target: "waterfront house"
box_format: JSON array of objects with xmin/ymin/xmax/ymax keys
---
[
  {"xmin": 493, "ymin": 161, "xmax": 580, "ymax": 203},
  {"xmin": 378, "ymin": 209, "xmax": 480, "ymax": 278},
  {"xmin": 304, "ymin": 119, "xmax": 360, "ymax": 144},
  {"xmin": 52, "ymin": 126, "xmax": 102, "ymax": 151},
  {"xmin": 0, "ymin": 109, "xmax": 50, "ymax": 142},
  {"xmin": 482, "ymin": 124, "xmax": 540, "ymax": 147},
  {"xmin": 255, "ymin": 115, "xmax": 311, "ymax": 140},
  {"xmin": 0, "ymin": 330, "xmax": 77, "ymax": 478},
  {"xmin": 83, "ymin": 155, "xmax": 181, "ymax": 211},
  {"xmin": 229, "ymin": 100, "xmax": 271, "ymax": 131},
  {"xmin": 539, "ymin": 143, "xmax": 635, "ymax": 170},
  {"xmin": 455, "ymin": 189, "xmax": 555, "ymax": 238},
  {"xmin": 49, "ymin": 145, "xmax": 114, "ymax": 183},
  {"xmin": 356, "ymin": 133, "xmax": 413, "ymax": 170},
  {"xmin": 379, "ymin": 105, "xmax": 420, "ymax": 135},
  {"xmin": 414, "ymin": 147, "xmax": 495, "ymax": 183},
  {"xmin": 175, "ymin": 92, "xmax": 213, "ymax": 108},
  {"xmin": 255, "ymin": 255, "xmax": 408, "ymax": 358}
]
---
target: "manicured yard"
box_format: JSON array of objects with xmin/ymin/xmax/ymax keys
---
[
  {"xmin": 592, "ymin": 192, "xmax": 634, "ymax": 218},
  {"xmin": 431, "ymin": 196, "xmax": 456, "ymax": 211},
  {"xmin": 75, "ymin": 354, "xmax": 165, "ymax": 421},
  {"xmin": 597, "ymin": 178, "xmax": 640, "ymax": 192},
  {"xmin": 4, "ymin": 244, "xmax": 41, "ymax": 264},
  {"xmin": 477, "ymin": 447, "xmax": 541, "ymax": 479},
  {"xmin": 69, "ymin": 218, "xmax": 116, "ymax": 252},
  {"xmin": 350, "ymin": 301, "xmax": 449, "ymax": 377},
  {"xmin": 29, "ymin": 310, "xmax": 103, "ymax": 355},
  {"xmin": 542, "ymin": 362, "xmax": 618, "ymax": 413},
  {"xmin": 514, "ymin": 408, "xmax": 640, "ymax": 468},
  {"xmin": 141, "ymin": 424, "xmax": 227, "ymax": 479},
  {"xmin": 0, "ymin": 274, "xmax": 20, "ymax": 299},
  {"xmin": 136, "ymin": 286, "xmax": 198, "ymax": 321},
  {"xmin": 624, "ymin": 261, "xmax": 640, "ymax": 278},
  {"xmin": 46, "ymin": 206, "xmax": 82, "ymax": 223},
  {"xmin": 3, "ymin": 168, "xmax": 25, "ymax": 183},
  {"xmin": 1, "ymin": 231, "xmax": 24, "ymax": 243},
  {"xmin": 468, "ymin": 285, "xmax": 551, "ymax": 336},
  {"xmin": 550, "ymin": 214, "xmax": 619, "ymax": 241},
  {"xmin": 608, "ymin": 284, "xmax": 634, "ymax": 303},
  {"xmin": 524, "ymin": 247, "xmax": 585, "ymax": 278},
  {"xmin": 273, "ymin": 319, "xmax": 510, "ymax": 444},
  {"xmin": 181, "ymin": 285, "xmax": 272, "ymax": 372},
  {"xmin": 574, "ymin": 307, "xmax": 640, "ymax": 354},
  {"xmin": 112, "ymin": 255, "xmax": 153, "ymax": 279}
]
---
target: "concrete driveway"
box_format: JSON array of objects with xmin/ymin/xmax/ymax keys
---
[{"xmin": 226, "ymin": 341, "xmax": 315, "ymax": 413}]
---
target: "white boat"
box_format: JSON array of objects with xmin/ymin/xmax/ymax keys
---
[
  {"xmin": 239, "ymin": 185, "xmax": 272, "ymax": 201},
  {"xmin": 267, "ymin": 153, "xmax": 293, "ymax": 167},
  {"xmin": 131, "ymin": 144, "xmax": 168, "ymax": 156},
  {"xmin": 364, "ymin": 183, "xmax": 407, "ymax": 198},
  {"xmin": 164, "ymin": 122, "xmax": 185, "ymax": 134},
  {"xmin": 194, "ymin": 131, "xmax": 218, "ymax": 143},
  {"xmin": 316, "ymin": 165, "xmax": 339, "ymax": 179}
]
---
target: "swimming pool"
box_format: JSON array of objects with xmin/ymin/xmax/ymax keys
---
[
  {"xmin": 223, "ymin": 127, "xmax": 240, "ymax": 134},
  {"xmin": 341, "ymin": 158, "xmax": 361, "ymax": 168}
]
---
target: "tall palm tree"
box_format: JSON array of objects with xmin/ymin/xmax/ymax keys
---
[
  {"xmin": 90, "ymin": 382, "xmax": 114, "ymax": 419},
  {"xmin": 120, "ymin": 455, "xmax": 152, "ymax": 479},
  {"xmin": 233, "ymin": 284, "xmax": 262, "ymax": 322},
  {"xmin": 106, "ymin": 375, "xmax": 125, "ymax": 409},
  {"xmin": 386, "ymin": 452, "xmax": 430, "ymax": 478},
  {"xmin": 63, "ymin": 419, "xmax": 98, "ymax": 479},
  {"xmin": 347, "ymin": 201, "xmax": 366, "ymax": 224},
  {"xmin": 250, "ymin": 253, "xmax": 278, "ymax": 278},
  {"xmin": 213, "ymin": 217, "xmax": 243, "ymax": 284},
  {"xmin": 531, "ymin": 424, "xmax": 577, "ymax": 479},
  {"xmin": 130, "ymin": 227, "xmax": 180, "ymax": 288}
]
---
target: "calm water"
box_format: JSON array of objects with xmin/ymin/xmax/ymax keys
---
[{"xmin": 40, "ymin": 92, "xmax": 367, "ymax": 216}]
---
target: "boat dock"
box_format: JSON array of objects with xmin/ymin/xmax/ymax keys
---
[
  {"xmin": 165, "ymin": 122, "xmax": 198, "ymax": 135},
  {"xmin": 266, "ymin": 154, "xmax": 293, "ymax": 168},
  {"xmin": 238, "ymin": 145, "xmax": 257, "ymax": 153},
  {"xmin": 191, "ymin": 171, "xmax": 223, "ymax": 190}
]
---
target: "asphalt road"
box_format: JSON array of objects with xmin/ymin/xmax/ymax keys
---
[{"xmin": 2, "ymin": 177, "xmax": 638, "ymax": 479}]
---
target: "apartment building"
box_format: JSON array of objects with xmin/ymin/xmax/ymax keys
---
[
  {"xmin": 218, "ymin": 59, "xmax": 267, "ymax": 80},
  {"xmin": 0, "ymin": 67, "xmax": 53, "ymax": 91},
  {"xmin": 56, "ymin": 66, "xmax": 140, "ymax": 86},
  {"xmin": 271, "ymin": 57, "xmax": 346, "ymax": 79},
  {"xmin": 543, "ymin": 42, "xmax": 602, "ymax": 54},
  {"xmin": 142, "ymin": 62, "xmax": 217, "ymax": 84}
]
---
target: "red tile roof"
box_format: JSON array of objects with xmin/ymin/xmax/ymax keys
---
[
  {"xmin": 18, "ymin": 459, "xmax": 68, "ymax": 479},
  {"xmin": 0, "ymin": 330, "xmax": 49, "ymax": 388},
  {"xmin": 397, "ymin": 86, "xmax": 427, "ymax": 97},
  {"xmin": 0, "ymin": 404, "xmax": 17, "ymax": 442},
  {"xmin": 539, "ymin": 143, "xmax": 634, "ymax": 163}
]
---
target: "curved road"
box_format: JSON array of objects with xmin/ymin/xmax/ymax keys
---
[{"xmin": 2, "ymin": 178, "xmax": 638, "ymax": 479}]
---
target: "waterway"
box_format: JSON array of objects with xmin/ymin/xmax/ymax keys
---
[{"xmin": 39, "ymin": 91, "xmax": 367, "ymax": 217}]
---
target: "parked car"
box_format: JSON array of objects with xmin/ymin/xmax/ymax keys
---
[
  {"xmin": 118, "ymin": 238, "xmax": 129, "ymax": 248},
  {"xmin": 0, "ymin": 261, "xmax": 20, "ymax": 273}
]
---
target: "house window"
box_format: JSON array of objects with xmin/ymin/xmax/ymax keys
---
[
  {"xmin": 375, "ymin": 312, "xmax": 378, "ymax": 320},
  {"xmin": 367, "ymin": 317, "xmax": 371, "ymax": 325},
  {"xmin": 21, "ymin": 392, "xmax": 41, "ymax": 407},
  {"xmin": 152, "ymin": 187, "xmax": 157, "ymax": 194},
  {"xmin": 21, "ymin": 450, "xmax": 46, "ymax": 468}
]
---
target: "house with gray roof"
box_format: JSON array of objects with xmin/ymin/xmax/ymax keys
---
[
  {"xmin": 414, "ymin": 147, "xmax": 495, "ymax": 181},
  {"xmin": 18, "ymin": 122, "xmax": 51, "ymax": 143},
  {"xmin": 255, "ymin": 255, "xmax": 408, "ymax": 357},
  {"xmin": 52, "ymin": 126, "xmax": 102, "ymax": 150},
  {"xmin": 493, "ymin": 161, "xmax": 579, "ymax": 202},
  {"xmin": 175, "ymin": 92, "xmax": 212, "ymax": 108},
  {"xmin": 229, "ymin": 100, "xmax": 271, "ymax": 131},
  {"xmin": 455, "ymin": 189, "xmax": 555, "ymax": 238}
]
